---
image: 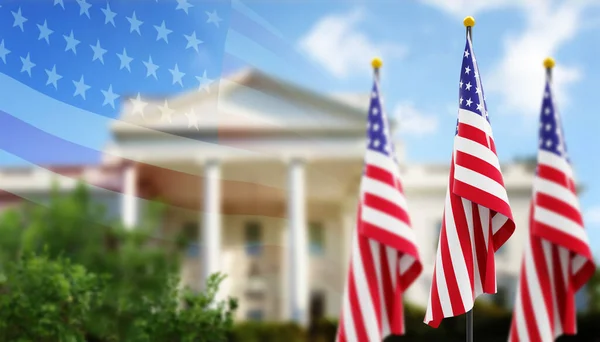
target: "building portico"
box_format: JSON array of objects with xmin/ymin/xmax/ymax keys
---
[
  {"xmin": 117, "ymin": 152, "xmax": 370, "ymax": 323},
  {"xmin": 106, "ymin": 69, "xmax": 385, "ymax": 323}
]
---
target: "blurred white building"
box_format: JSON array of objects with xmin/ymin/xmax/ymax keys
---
[{"xmin": 0, "ymin": 69, "xmax": 536, "ymax": 325}]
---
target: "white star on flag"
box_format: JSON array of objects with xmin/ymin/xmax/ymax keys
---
[
  {"xmin": 45, "ymin": 65, "xmax": 62, "ymax": 89},
  {"xmin": 185, "ymin": 108, "xmax": 199, "ymax": 130},
  {"xmin": 101, "ymin": 85, "xmax": 119, "ymax": 108},
  {"xmin": 176, "ymin": 0, "xmax": 194, "ymax": 14},
  {"xmin": 20, "ymin": 53, "xmax": 35, "ymax": 77},
  {"xmin": 206, "ymin": 10, "xmax": 222, "ymax": 27},
  {"xmin": 184, "ymin": 31, "xmax": 203, "ymax": 52},
  {"xmin": 130, "ymin": 93, "xmax": 148, "ymax": 116},
  {"xmin": 169, "ymin": 64, "xmax": 185, "ymax": 86},
  {"xmin": 76, "ymin": 0, "xmax": 92, "ymax": 18},
  {"xmin": 0, "ymin": 40, "xmax": 10, "ymax": 64},
  {"xmin": 72, "ymin": 75, "xmax": 90, "ymax": 99},
  {"xmin": 101, "ymin": 3, "xmax": 117, "ymax": 26},
  {"xmin": 64, "ymin": 30, "xmax": 80, "ymax": 54},
  {"xmin": 143, "ymin": 56, "xmax": 160, "ymax": 79},
  {"xmin": 196, "ymin": 70, "xmax": 213, "ymax": 92},
  {"xmin": 37, "ymin": 20, "xmax": 53, "ymax": 44},
  {"xmin": 159, "ymin": 100, "xmax": 175, "ymax": 123},
  {"xmin": 116, "ymin": 48, "xmax": 133, "ymax": 72},
  {"xmin": 90, "ymin": 40, "xmax": 107, "ymax": 64},
  {"xmin": 154, "ymin": 21, "xmax": 173, "ymax": 43},
  {"xmin": 127, "ymin": 11, "xmax": 143, "ymax": 35},
  {"xmin": 12, "ymin": 8, "xmax": 28, "ymax": 32}
]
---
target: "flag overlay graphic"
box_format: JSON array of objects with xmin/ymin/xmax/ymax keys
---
[
  {"xmin": 0, "ymin": 0, "xmax": 316, "ymax": 219},
  {"xmin": 508, "ymin": 70, "xmax": 595, "ymax": 342},
  {"xmin": 423, "ymin": 32, "xmax": 515, "ymax": 327},
  {"xmin": 336, "ymin": 71, "xmax": 422, "ymax": 341},
  {"xmin": 1, "ymin": 0, "xmax": 228, "ymax": 121}
]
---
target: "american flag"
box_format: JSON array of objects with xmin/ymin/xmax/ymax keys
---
[
  {"xmin": 336, "ymin": 71, "xmax": 422, "ymax": 341},
  {"xmin": 0, "ymin": 0, "xmax": 323, "ymax": 217},
  {"xmin": 423, "ymin": 32, "xmax": 515, "ymax": 327},
  {"xmin": 508, "ymin": 72, "xmax": 595, "ymax": 341}
]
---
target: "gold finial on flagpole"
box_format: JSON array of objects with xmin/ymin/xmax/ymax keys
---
[
  {"xmin": 544, "ymin": 57, "xmax": 555, "ymax": 81},
  {"xmin": 463, "ymin": 16, "xmax": 475, "ymax": 27},
  {"xmin": 464, "ymin": 16, "xmax": 475, "ymax": 39},
  {"xmin": 371, "ymin": 57, "xmax": 383, "ymax": 70},
  {"xmin": 543, "ymin": 57, "xmax": 555, "ymax": 69}
]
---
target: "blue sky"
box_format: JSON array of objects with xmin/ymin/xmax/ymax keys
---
[{"xmin": 0, "ymin": 0, "xmax": 598, "ymax": 256}]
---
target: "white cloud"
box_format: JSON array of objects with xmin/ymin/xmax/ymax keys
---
[
  {"xmin": 420, "ymin": 0, "xmax": 522, "ymax": 17},
  {"xmin": 487, "ymin": 2, "xmax": 585, "ymax": 116},
  {"xmin": 393, "ymin": 102, "xmax": 439, "ymax": 136},
  {"xmin": 297, "ymin": 8, "xmax": 407, "ymax": 79},
  {"xmin": 422, "ymin": 0, "xmax": 595, "ymax": 116},
  {"xmin": 585, "ymin": 206, "xmax": 600, "ymax": 226}
]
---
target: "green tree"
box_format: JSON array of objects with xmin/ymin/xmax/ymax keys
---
[{"xmin": 0, "ymin": 183, "xmax": 237, "ymax": 341}]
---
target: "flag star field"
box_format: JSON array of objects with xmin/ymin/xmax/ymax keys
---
[{"xmin": 0, "ymin": 0, "xmax": 230, "ymax": 119}]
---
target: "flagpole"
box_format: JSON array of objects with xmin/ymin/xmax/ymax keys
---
[
  {"xmin": 372, "ymin": 57, "xmax": 382, "ymax": 82},
  {"xmin": 544, "ymin": 57, "xmax": 555, "ymax": 82},
  {"xmin": 463, "ymin": 15, "xmax": 476, "ymax": 342}
]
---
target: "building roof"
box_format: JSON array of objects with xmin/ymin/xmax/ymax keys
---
[{"xmin": 111, "ymin": 68, "xmax": 394, "ymax": 137}]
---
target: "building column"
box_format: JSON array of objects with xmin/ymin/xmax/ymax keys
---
[
  {"xmin": 201, "ymin": 159, "xmax": 222, "ymax": 293},
  {"xmin": 280, "ymin": 226, "xmax": 290, "ymax": 320},
  {"xmin": 287, "ymin": 158, "xmax": 308, "ymax": 326},
  {"xmin": 340, "ymin": 200, "xmax": 355, "ymax": 285},
  {"xmin": 122, "ymin": 162, "xmax": 138, "ymax": 229}
]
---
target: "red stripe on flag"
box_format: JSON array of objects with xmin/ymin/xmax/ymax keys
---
[
  {"xmin": 379, "ymin": 248, "xmax": 395, "ymax": 332},
  {"xmin": 457, "ymin": 122, "xmax": 495, "ymax": 151},
  {"xmin": 366, "ymin": 164, "xmax": 403, "ymax": 192},
  {"xmin": 348, "ymin": 266, "xmax": 369, "ymax": 342},
  {"xmin": 535, "ymin": 193, "xmax": 583, "ymax": 226},
  {"xmin": 439, "ymin": 219, "xmax": 465, "ymax": 316},
  {"xmin": 455, "ymin": 150, "xmax": 504, "ymax": 186},
  {"xmin": 537, "ymin": 164, "xmax": 576, "ymax": 193},
  {"xmin": 363, "ymin": 193, "xmax": 410, "ymax": 225},
  {"xmin": 521, "ymin": 265, "xmax": 543, "ymax": 341},
  {"xmin": 531, "ymin": 238, "xmax": 554, "ymax": 331}
]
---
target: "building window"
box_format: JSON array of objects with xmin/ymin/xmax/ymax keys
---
[
  {"xmin": 182, "ymin": 221, "xmax": 200, "ymax": 257},
  {"xmin": 309, "ymin": 291, "xmax": 326, "ymax": 322},
  {"xmin": 246, "ymin": 309, "xmax": 264, "ymax": 321},
  {"xmin": 309, "ymin": 222, "xmax": 325, "ymax": 255},
  {"xmin": 245, "ymin": 221, "xmax": 262, "ymax": 256},
  {"xmin": 245, "ymin": 262, "xmax": 266, "ymax": 299}
]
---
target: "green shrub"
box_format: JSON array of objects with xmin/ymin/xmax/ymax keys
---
[
  {"xmin": 107, "ymin": 273, "xmax": 237, "ymax": 342},
  {"xmin": 588, "ymin": 268, "xmax": 600, "ymax": 313},
  {"xmin": 0, "ymin": 253, "xmax": 104, "ymax": 342},
  {"xmin": 0, "ymin": 183, "xmax": 238, "ymax": 341},
  {"xmin": 230, "ymin": 322, "xmax": 304, "ymax": 342},
  {"xmin": 229, "ymin": 302, "xmax": 600, "ymax": 342}
]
